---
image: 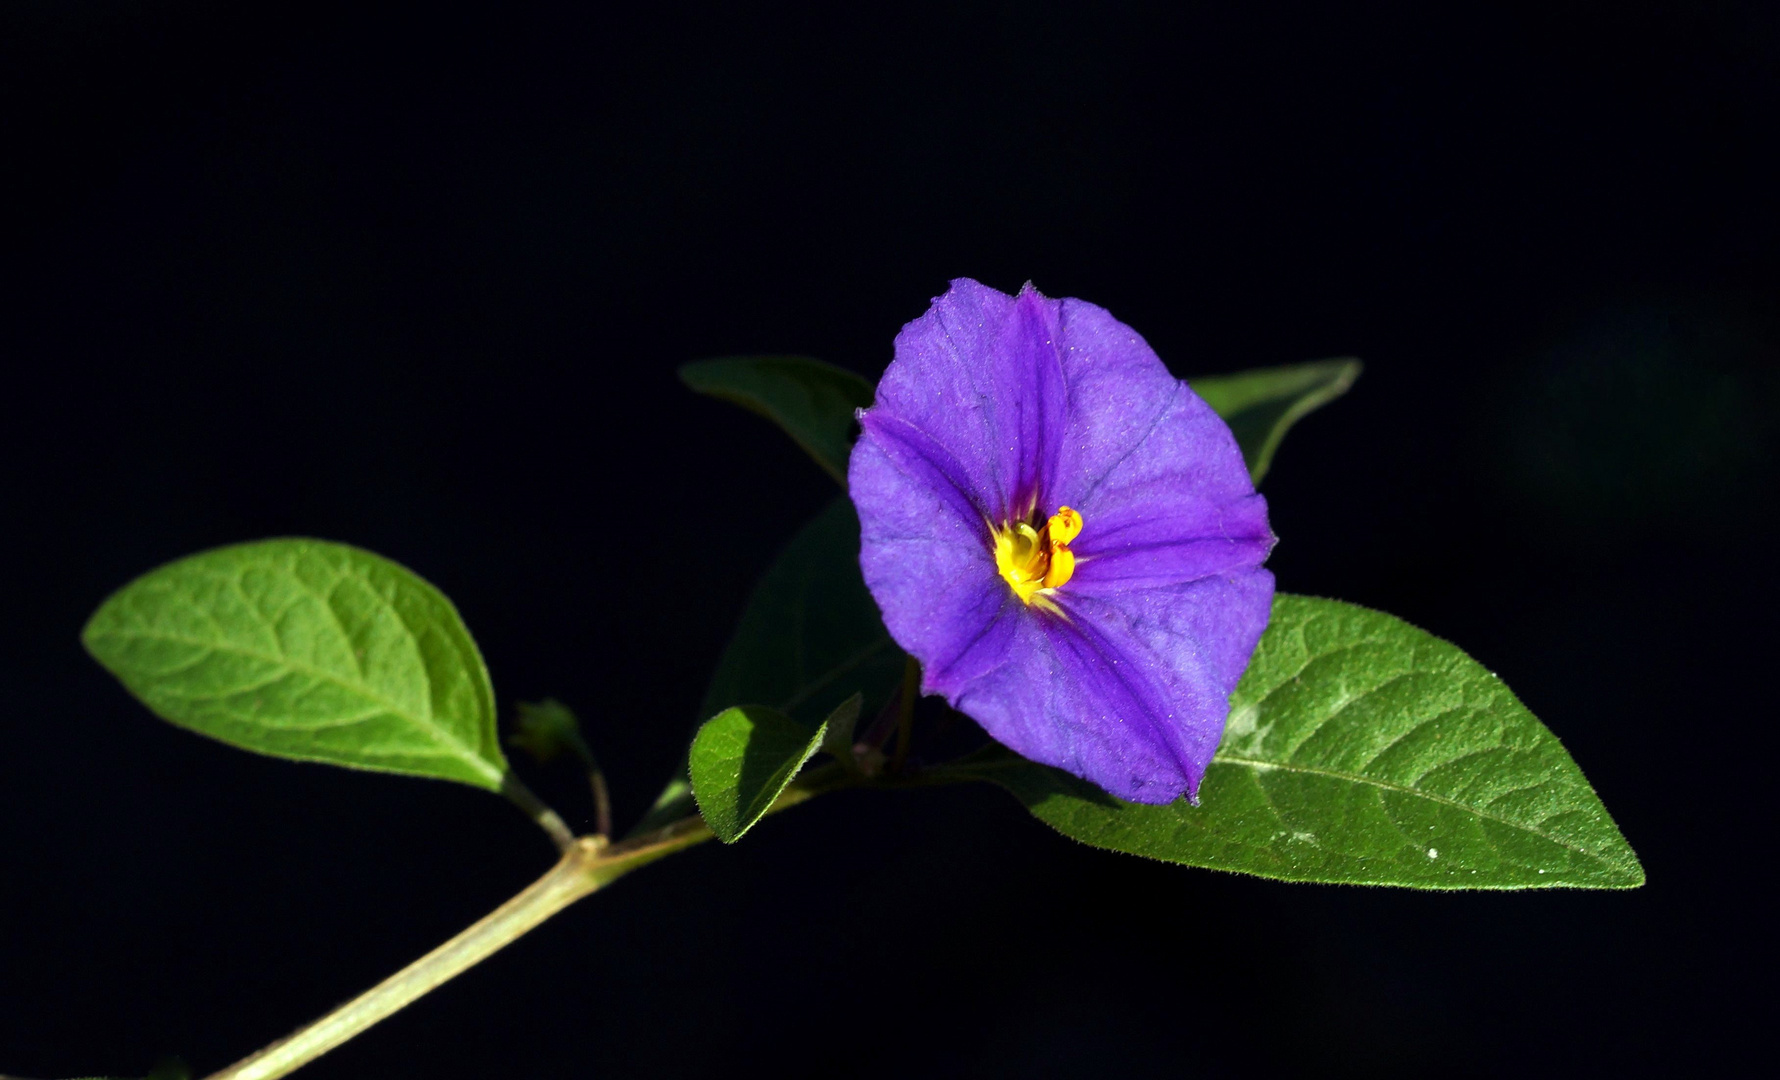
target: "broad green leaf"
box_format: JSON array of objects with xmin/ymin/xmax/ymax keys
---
[
  {"xmin": 83, "ymin": 539, "xmax": 508, "ymax": 790},
  {"xmin": 951, "ymin": 594, "xmax": 1642, "ymax": 890},
  {"xmin": 689, "ymin": 705, "xmax": 828, "ymax": 843},
  {"xmin": 1190, "ymin": 357, "xmax": 1361, "ymax": 484},
  {"xmin": 679, "ymin": 355, "xmax": 874, "ymax": 486},
  {"xmin": 630, "ymin": 497, "xmax": 903, "ymax": 835}
]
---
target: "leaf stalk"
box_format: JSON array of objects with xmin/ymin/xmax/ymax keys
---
[{"xmin": 499, "ymin": 774, "xmax": 576, "ymax": 852}]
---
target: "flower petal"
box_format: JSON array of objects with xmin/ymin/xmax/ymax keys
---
[
  {"xmin": 849, "ymin": 431, "xmax": 1012, "ymax": 682},
  {"xmin": 870, "ymin": 279, "xmax": 1068, "ymax": 519},
  {"xmin": 1070, "ymin": 491, "xmax": 1273, "ymax": 590},
  {"xmin": 951, "ymin": 568, "xmax": 1273, "ymax": 804},
  {"xmin": 854, "ymin": 411, "xmax": 987, "ymax": 535},
  {"xmin": 1045, "ymin": 297, "xmax": 1255, "ymax": 513}
]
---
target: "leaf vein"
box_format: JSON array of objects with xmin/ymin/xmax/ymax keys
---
[
  {"xmin": 89, "ymin": 626, "xmax": 499, "ymax": 783},
  {"xmin": 1213, "ymin": 755, "xmax": 1611, "ymax": 862}
]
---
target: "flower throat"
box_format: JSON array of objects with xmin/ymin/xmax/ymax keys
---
[{"xmin": 993, "ymin": 505, "xmax": 1082, "ymax": 605}]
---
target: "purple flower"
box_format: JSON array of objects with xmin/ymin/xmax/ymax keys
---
[{"xmin": 848, "ymin": 280, "xmax": 1276, "ymax": 804}]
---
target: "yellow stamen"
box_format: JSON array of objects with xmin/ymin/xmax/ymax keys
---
[
  {"xmin": 993, "ymin": 505, "xmax": 1082, "ymax": 605},
  {"xmin": 1048, "ymin": 506, "xmax": 1082, "ymax": 546},
  {"xmin": 1043, "ymin": 543, "xmax": 1075, "ymax": 589}
]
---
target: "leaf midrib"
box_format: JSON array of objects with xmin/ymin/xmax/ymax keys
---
[
  {"xmin": 89, "ymin": 625, "xmax": 501, "ymax": 785},
  {"xmin": 1210, "ymin": 753, "xmax": 1615, "ymax": 864},
  {"xmin": 957, "ymin": 746, "xmax": 1616, "ymax": 867}
]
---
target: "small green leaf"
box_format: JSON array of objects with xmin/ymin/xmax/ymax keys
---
[
  {"xmin": 631, "ymin": 497, "xmax": 904, "ymax": 835},
  {"xmin": 83, "ymin": 539, "xmax": 508, "ymax": 790},
  {"xmin": 689, "ymin": 705, "xmax": 828, "ymax": 843},
  {"xmin": 679, "ymin": 355, "xmax": 874, "ymax": 486},
  {"xmin": 1190, "ymin": 357, "xmax": 1361, "ymax": 483},
  {"xmin": 953, "ymin": 594, "xmax": 1642, "ymax": 890}
]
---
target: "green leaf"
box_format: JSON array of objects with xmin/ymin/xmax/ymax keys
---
[
  {"xmin": 688, "ymin": 705, "xmax": 828, "ymax": 843},
  {"xmin": 679, "ymin": 355, "xmax": 874, "ymax": 486},
  {"xmin": 83, "ymin": 539, "xmax": 508, "ymax": 790},
  {"xmin": 1189, "ymin": 357, "xmax": 1362, "ymax": 484},
  {"xmin": 630, "ymin": 497, "xmax": 904, "ymax": 835},
  {"xmin": 952, "ymin": 594, "xmax": 1643, "ymax": 890}
]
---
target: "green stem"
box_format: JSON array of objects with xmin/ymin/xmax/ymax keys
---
[
  {"xmin": 588, "ymin": 766, "xmax": 614, "ymax": 839},
  {"xmin": 500, "ymin": 774, "xmax": 576, "ymax": 852},
  {"xmin": 560, "ymin": 731, "xmax": 614, "ymax": 840},
  {"xmin": 199, "ymin": 776, "xmax": 838, "ymax": 1080}
]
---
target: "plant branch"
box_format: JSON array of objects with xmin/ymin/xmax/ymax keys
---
[{"xmin": 200, "ymin": 770, "xmax": 845, "ymax": 1080}]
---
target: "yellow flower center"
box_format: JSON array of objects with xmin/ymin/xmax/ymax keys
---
[{"xmin": 993, "ymin": 506, "xmax": 1082, "ymax": 606}]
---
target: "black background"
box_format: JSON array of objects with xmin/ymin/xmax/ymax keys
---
[{"xmin": 3, "ymin": 2, "xmax": 1775, "ymax": 1077}]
